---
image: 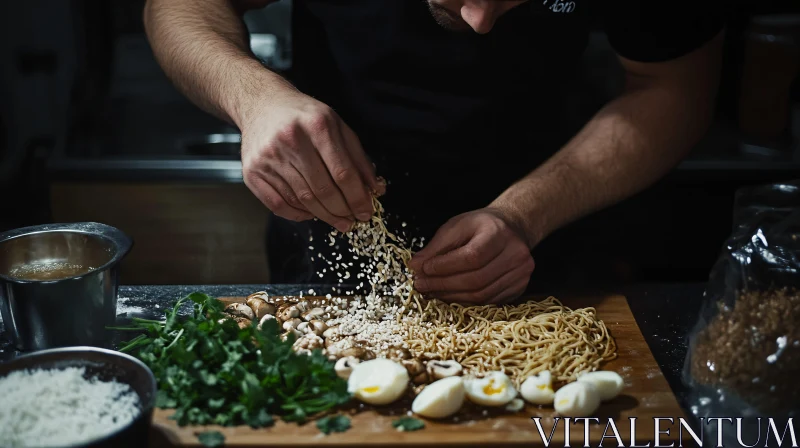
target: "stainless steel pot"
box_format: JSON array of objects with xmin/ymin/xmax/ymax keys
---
[{"xmin": 0, "ymin": 222, "xmax": 133, "ymax": 351}]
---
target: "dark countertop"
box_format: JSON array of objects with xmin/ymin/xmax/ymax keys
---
[{"xmin": 0, "ymin": 282, "xmax": 704, "ymax": 411}]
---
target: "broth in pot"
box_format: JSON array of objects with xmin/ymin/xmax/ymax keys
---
[{"xmin": 7, "ymin": 262, "xmax": 95, "ymax": 281}]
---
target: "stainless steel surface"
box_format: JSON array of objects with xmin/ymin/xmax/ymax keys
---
[
  {"xmin": 48, "ymin": 157, "xmax": 245, "ymax": 182},
  {"xmin": 179, "ymin": 133, "xmax": 242, "ymax": 158},
  {"xmin": 0, "ymin": 223, "xmax": 133, "ymax": 351},
  {"xmin": 0, "ymin": 346, "xmax": 156, "ymax": 448}
]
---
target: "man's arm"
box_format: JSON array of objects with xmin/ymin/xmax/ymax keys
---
[
  {"xmin": 409, "ymin": 31, "xmax": 724, "ymax": 304},
  {"xmin": 144, "ymin": 0, "xmax": 382, "ymax": 230},
  {"xmin": 143, "ymin": 0, "xmax": 287, "ymax": 127},
  {"xmin": 491, "ymin": 31, "xmax": 725, "ymax": 248}
]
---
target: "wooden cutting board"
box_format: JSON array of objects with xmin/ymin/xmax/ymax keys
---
[{"xmin": 149, "ymin": 294, "xmax": 685, "ymax": 447}]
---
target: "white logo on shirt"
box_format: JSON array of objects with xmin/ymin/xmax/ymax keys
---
[{"xmin": 543, "ymin": 0, "xmax": 576, "ymax": 13}]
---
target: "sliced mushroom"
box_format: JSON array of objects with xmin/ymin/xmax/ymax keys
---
[
  {"xmin": 325, "ymin": 336, "xmax": 340, "ymax": 349},
  {"xmin": 296, "ymin": 301, "xmax": 309, "ymax": 312},
  {"xmin": 308, "ymin": 320, "xmax": 328, "ymax": 336},
  {"xmin": 281, "ymin": 328, "xmax": 303, "ymax": 341},
  {"xmin": 246, "ymin": 295, "xmax": 277, "ymax": 320},
  {"xmin": 325, "ymin": 344, "xmax": 341, "ymax": 357},
  {"xmin": 334, "ymin": 356, "xmax": 360, "ymax": 380},
  {"xmin": 293, "ymin": 334, "xmax": 324, "ymax": 352},
  {"xmin": 427, "ymin": 360, "xmax": 463, "ymax": 380},
  {"xmin": 386, "ymin": 346, "xmax": 412, "ymax": 361},
  {"xmin": 412, "ymin": 371, "xmax": 429, "ymax": 385},
  {"xmin": 277, "ymin": 305, "xmax": 300, "ymax": 322},
  {"xmin": 402, "ymin": 359, "xmax": 428, "ymax": 385},
  {"xmin": 233, "ymin": 316, "xmax": 252, "ymax": 330},
  {"xmin": 283, "ymin": 318, "xmax": 303, "ymax": 331},
  {"xmin": 301, "ymin": 307, "xmax": 325, "ymax": 321},
  {"xmin": 247, "ymin": 291, "xmax": 269, "ymax": 301},
  {"xmin": 339, "ymin": 346, "xmax": 376, "ymax": 360},
  {"xmin": 297, "ymin": 322, "xmax": 310, "ymax": 333},
  {"xmin": 257, "ymin": 314, "xmax": 277, "ymax": 330},
  {"xmin": 225, "ymin": 303, "xmax": 255, "ymax": 321},
  {"xmin": 322, "ymin": 325, "xmax": 339, "ymax": 340},
  {"xmin": 340, "ymin": 346, "xmax": 366, "ymax": 359}
]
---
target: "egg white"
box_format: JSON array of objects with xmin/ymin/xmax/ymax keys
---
[
  {"xmin": 347, "ymin": 358, "xmax": 409, "ymax": 405},
  {"xmin": 519, "ymin": 370, "xmax": 555, "ymax": 405},
  {"xmin": 553, "ymin": 381, "xmax": 600, "ymax": 418},
  {"xmin": 464, "ymin": 372, "xmax": 517, "ymax": 407},
  {"xmin": 576, "ymin": 371, "xmax": 624, "ymax": 401},
  {"xmin": 411, "ymin": 376, "xmax": 465, "ymax": 418},
  {"xmin": 504, "ymin": 398, "xmax": 525, "ymax": 412}
]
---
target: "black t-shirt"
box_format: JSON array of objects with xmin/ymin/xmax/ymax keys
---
[
  {"xmin": 271, "ymin": 0, "xmax": 724, "ymax": 285},
  {"xmin": 289, "ymin": 1, "xmax": 723, "ymax": 170},
  {"xmin": 286, "ymin": 0, "xmax": 724, "ymax": 223}
]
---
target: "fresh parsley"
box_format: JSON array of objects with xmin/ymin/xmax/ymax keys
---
[
  {"xmin": 392, "ymin": 417, "xmax": 425, "ymax": 432},
  {"xmin": 118, "ymin": 292, "xmax": 351, "ymax": 438},
  {"xmin": 196, "ymin": 430, "xmax": 225, "ymax": 447},
  {"xmin": 316, "ymin": 415, "xmax": 352, "ymax": 435}
]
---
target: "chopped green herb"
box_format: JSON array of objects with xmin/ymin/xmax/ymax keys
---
[
  {"xmin": 118, "ymin": 293, "xmax": 351, "ymax": 444},
  {"xmin": 196, "ymin": 430, "xmax": 225, "ymax": 447},
  {"xmin": 392, "ymin": 416, "xmax": 425, "ymax": 432},
  {"xmin": 316, "ymin": 415, "xmax": 352, "ymax": 435}
]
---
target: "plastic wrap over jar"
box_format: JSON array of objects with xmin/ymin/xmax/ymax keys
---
[{"xmin": 684, "ymin": 181, "xmax": 800, "ymax": 445}]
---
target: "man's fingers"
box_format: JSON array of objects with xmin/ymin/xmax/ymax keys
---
[
  {"xmin": 308, "ymin": 113, "xmax": 374, "ymax": 222},
  {"xmin": 487, "ymin": 276, "xmax": 530, "ymax": 305},
  {"xmin": 414, "ymin": 246, "xmax": 505, "ymax": 293},
  {"xmin": 245, "ymin": 172, "xmax": 314, "ymax": 221},
  {"xmin": 433, "ymin": 262, "xmax": 532, "ymax": 305},
  {"xmin": 419, "ymin": 230, "xmax": 502, "ymax": 277},
  {"xmin": 282, "ymin": 165, "xmax": 354, "ymax": 233},
  {"xmin": 289, "ymin": 135, "xmax": 353, "ymax": 220},
  {"xmin": 409, "ymin": 218, "xmax": 470, "ymax": 272}
]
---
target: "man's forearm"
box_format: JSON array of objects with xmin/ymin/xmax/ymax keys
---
[
  {"xmin": 143, "ymin": 0, "xmax": 292, "ymax": 127},
  {"xmin": 491, "ymin": 33, "xmax": 723, "ymax": 248}
]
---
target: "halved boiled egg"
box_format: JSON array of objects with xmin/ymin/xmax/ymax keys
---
[
  {"xmin": 519, "ymin": 370, "xmax": 555, "ymax": 405},
  {"xmin": 576, "ymin": 371, "xmax": 624, "ymax": 401},
  {"xmin": 553, "ymin": 381, "xmax": 600, "ymax": 418},
  {"xmin": 411, "ymin": 376, "xmax": 465, "ymax": 418},
  {"xmin": 347, "ymin": 358, "xmax": 409, "ymax": 405},
  {"xmin": 463, "ymin": 372, "xmax": 517, "ymax": 407}
]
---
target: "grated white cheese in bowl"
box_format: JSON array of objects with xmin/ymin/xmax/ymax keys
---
[{"xmin": 0, "ymin": 366, "xmax": 141, "ymax": 447}]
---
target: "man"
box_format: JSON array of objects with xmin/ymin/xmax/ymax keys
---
[{"xmin": 144, "ymin": 0, "xmax": 724, "ymax": 303}]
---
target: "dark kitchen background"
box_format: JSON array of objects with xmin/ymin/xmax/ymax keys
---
[{"xmin": 1, "ymin": 1, "xmax": 799, "ymax": 287}]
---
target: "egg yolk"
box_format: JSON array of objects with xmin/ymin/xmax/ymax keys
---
[
  {"xmin": 360, "ymin": 386, "xmax": 381, "ymax": 394},
  {"xmin": 482, "ymin": 379, "xmax": 506, "ymax": 396},
  {"xmin": 536, "ymin": 384, "xmax": 549, "ymax": 390},
  {"xmin": 558, "ymin": 399, "xmax": 569, "ymax": 405}
]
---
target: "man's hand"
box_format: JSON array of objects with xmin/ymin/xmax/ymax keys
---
[
  {"xmin": 408, "ymin": 208, "xmax": 535, "ymax": 304},
  {"xmin": 143, "ymin": 0, "xmax": 384, "ymax": 232},
  {"xmin": 241, "ymin": 90, "xmax": 385, "ymax": 233}
]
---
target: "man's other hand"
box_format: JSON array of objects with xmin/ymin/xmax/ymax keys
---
[{"xmin": 408, "ymin": 208, "xmax": 535, "ymax": 304}]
